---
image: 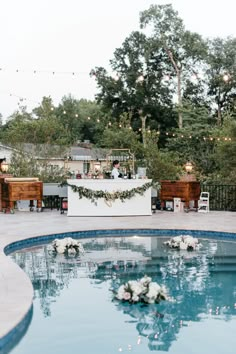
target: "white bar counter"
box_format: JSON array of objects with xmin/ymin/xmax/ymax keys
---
[{"xmin": 67, "ymin": 179, "xmax": 152, "ymax": 216}]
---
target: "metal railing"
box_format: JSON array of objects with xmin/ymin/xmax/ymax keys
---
[
  {"xmin": 42, "ymin": 184, "xmax": 236, "ymax": 212},
  {"xmin": 200, "ymin": 184, "xmax": 236, "ymax": 211}
]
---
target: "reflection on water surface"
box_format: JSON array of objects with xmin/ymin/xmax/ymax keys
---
[{"xmin": 9, "ymin": 235, "xmax": 236, "ymax": 354}]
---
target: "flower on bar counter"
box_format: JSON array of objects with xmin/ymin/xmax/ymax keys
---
[
  {"xmin": 52, "ymin": 237, "xmax": 85, "ymax": 255},
  {"xmin": 113, "ymin": 275, "xmax": 169, "ymax": 304},
  {"xmin": 163, "ymin": 235, "xmax": 202, "ymax": 251}
]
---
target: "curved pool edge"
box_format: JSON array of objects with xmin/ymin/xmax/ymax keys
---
[
  {"xmin": 1, "ymin": 227, "xmax": 236, "ymax": 350},
  {"xmin": 0, "ymin": 306, "xmax": 33, "ymax": 354},
  {"xmin": 0, "ymin": 253, "xmax": 34, "ymax": 342}
]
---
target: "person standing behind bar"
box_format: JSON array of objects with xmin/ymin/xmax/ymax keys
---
[{"xmin": 111, "ymin": 160, "xmax": 122, "ymax": 179}]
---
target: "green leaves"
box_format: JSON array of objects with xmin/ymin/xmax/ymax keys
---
[{"xmin": 64, "ymin": 181, "xmax": 156, "ymax": 204}]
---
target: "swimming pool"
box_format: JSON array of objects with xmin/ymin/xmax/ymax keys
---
[{"xmin": 5, "ymin": 231, "xmax": 236, "ymax": 353}]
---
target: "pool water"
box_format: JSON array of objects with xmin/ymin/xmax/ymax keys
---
[{"xmin": 8, "ymin": 235, "xmax": 236, "ymax": 353}]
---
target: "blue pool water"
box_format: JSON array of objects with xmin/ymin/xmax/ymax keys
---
[{"xmin": 6, "ymin": 234, "xmax": 236, "ymax": 353}]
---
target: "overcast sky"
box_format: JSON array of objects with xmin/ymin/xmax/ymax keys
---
[{"xmin": 1, "ymin": 0, "xmax": 236, "ymax": 121}]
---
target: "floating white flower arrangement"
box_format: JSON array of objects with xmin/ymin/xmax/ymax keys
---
[
  {"xmin": 163, "ymin": 235, "xmax": 202, "ymax": 251},
  {"xmin": 114, "ymin": 275, "xmax": 169, "ymax": 304},
  {"xmin": 52, "ymin": 237, "xmax": 85, "ymax": 255}
]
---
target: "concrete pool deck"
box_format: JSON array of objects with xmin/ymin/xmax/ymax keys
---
[{"xmin": 0, "ymin": 209, "xmax": 235, "ymax": 343}]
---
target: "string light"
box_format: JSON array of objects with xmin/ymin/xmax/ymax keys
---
[
  {"xmin": 112, "ymin": 73, "xmax": 120, "ymax": 81},
  {"xmin": 136, "ymin": 75, "xmax": 144, "ymax": 83},
  {"xmin": 223, "ymin": 73, "xmax": 230, "ymax": 82},
  {"xmin": 0, "ymin": 67, "xmax": 90, "ymax": 76},
  {"xmin": 1, "ymin": 91, "xmax": 234, "ymax": 142}
]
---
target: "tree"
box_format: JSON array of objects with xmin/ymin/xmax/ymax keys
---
[
  {"xmin": 142, "ymin": 132, "xmax": 180, "ymax": 181},
  {"xmin": 205, "ymin": 37, "xmax": 236, "ymax": 125},
  {"xmin": 91, "ymin": 30, "xmax": 176, "ymax": 145},
  {"xmin": 140, "ymin": 4, "xmax": 207, "ymax": 128},
  {"xmin": 209, "ymin": 117, "xmax": 236, "ymax": 183},
  {"xmin": 2, "ymin": 102, "xmax": 67, "ymax": 146},
  {"xmin": 9, "ymin": 148, "xmax": 67, "ymax": 183},
  {"xmin": 97, "ymin": 113, "xmax": 143, "ymax": 157},
  {"xmin": 165, "ymin": 102, "xmax": 217, "ymax": 177},
  {"xmin": 56, "ymin": 96, "xmax": 107, "ymax": 145}
]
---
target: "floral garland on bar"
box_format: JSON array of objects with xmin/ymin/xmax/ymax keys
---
[{"xmin": 61, "ymin": 181, "xmax": 157, "ymax": 204}]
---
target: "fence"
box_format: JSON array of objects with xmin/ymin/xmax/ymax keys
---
[
  {"xmin": 200, "ymin": 184, "xmax": 236, "ymax": 211},
  {"xmin": 41, "ymin": 184, "xmax": 236, "ymax": 212}
]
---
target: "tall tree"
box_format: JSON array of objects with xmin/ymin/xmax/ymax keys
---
[
  {"xmin": 140, "ymin": 4, "xmax": 207, "ymax": 128},
  {"xmin": 205, "ymin": 37, "xmax": 236, "ymax": 125},
  {"xmin": 91, "ymin": 30, "xmax": 176, "ymax": 146}
]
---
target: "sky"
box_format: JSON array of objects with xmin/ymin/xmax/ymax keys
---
[{"xmin": 1, "ymin": 0, "xmax": 236, "ymax": 122}]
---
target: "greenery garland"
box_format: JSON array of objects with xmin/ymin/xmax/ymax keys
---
[{"xmin": 61, "ymin": 180, "xmax": 158, "ymax": 204}]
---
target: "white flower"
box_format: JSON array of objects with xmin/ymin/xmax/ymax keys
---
[
  {"xmin": 116, "ymin": 285, "xmax": 126, "ymax": 300},
  {"xmin": 172, "ymin": 236, "xmax": 183, "ymax": 243},
  {"xmin": 140, "ymin": 275, "xmax": 152, "ymax": 286},
  {"xmin": 164, "ymin": 235, "xmax": 202, "ymax": 251},
  {"xmin": 68, "ymin": 247, "xmax": 77, "ymax": 255},
  {"xmin": 123, "ymin": 292, "xmax": 131, "ymax": 301},
  {"xmin": 128, "ymin": 280, "xmax": 144, "ymax": 295},
  {"xmin": 132, "ymin": 293, "xmax": 140, "ymax": 302},
  {"xmin": 71, "ymin": 239, "xmax": 79, "ymax": 246},
  {"xmin": 149, "ymin": 282, "xmax": 161, "ymax": 294},
  {"xmin": 171, "ymin": 241, "xmax": 179, "ymax": 248},
  {"xmin": 179, "ymin": 241, "xmax": 188, "ymax": 250},
  {"xmin": 52, "ymin": 238, "xmax": 84, "ymax": 254},
  {"xmin": 56, "ymin": 245, "xmax": 66, "ymax": 254},
  {"xmin": 114, "ymin": 277, "xmax": 169, "ymax": 304}
]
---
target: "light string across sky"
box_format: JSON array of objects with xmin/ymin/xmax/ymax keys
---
[{"xmin": 0, "ymin": 67, "xmax": 234, "ymax": 142}]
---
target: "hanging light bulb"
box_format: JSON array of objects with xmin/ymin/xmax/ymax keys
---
[
  {"xmin": 223, "ymin": 73, "xmax": 230, "ymax": 82},
  {"xmin": 136, "ymin": 75, "xmax": 144, "ymax": 83},
  {"xmin": 164, "ymin": 74, "xmax": 170, "ymax": 81},
  {"xmin": 112, "ymin": 73, "xmax": 119, "ymax": 81},
  {"xmin": 192, "ymin": 73, "xmax": 198, "ymax": 81}
]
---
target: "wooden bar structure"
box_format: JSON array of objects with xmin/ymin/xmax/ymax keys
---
[
  {"xmin": 0, "ymin": 174, "xmax": 13, "ymax": 212},
  {"xmin": 160, "ymin": 180, "xmax": 201, "ymax": 211},
  {"xmin": 0, "ymin": 177, "xmax": 43, "ymax": 213}
]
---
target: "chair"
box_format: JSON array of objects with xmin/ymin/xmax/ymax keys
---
[{"xmin": 198, "ymin": 192, "xmax": 210, "ymax": 212}]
